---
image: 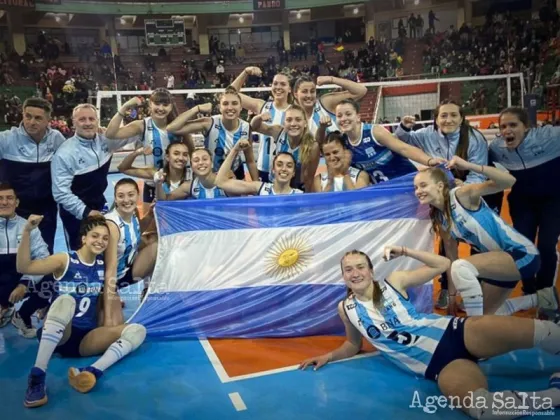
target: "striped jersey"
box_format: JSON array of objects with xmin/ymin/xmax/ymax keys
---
[
  {"xmin": 257, "ymin": 101, "xmax": 288, "ymax": 173},
  {"xmin": 104, "ymin": 209, "xmax": 141, "ymax": 280},
  {"xmin": 54, "ymin": 251, "xmax": 105, "ymax": 330},
  {"xmin": 343, "ymin": 279, "xmax": 451, "ymax": 377},
  {"xmin": 204, "ymin": 115, "xmax": 250, "ymax": 173},
  {"xmin": 258, "ymin": 182, "xmax": 303, "ymax": 195},
  {"xmin": 308, "ymin": 100, "xmax": 339, "ymax": 137},
  {"xmin": 345, "ymin": 123, "xmax": 417, "ymax": 184},
  {"xmin": 190, "ymin": 177, "xmax": 227, "ymax": 199},
  {"xmin": 442, "ymin": 187, "xmax": 539, "ymax": 260},
  {"xmin": 319, "ymin": 167, "xmax": 362, "ymax": 191}
]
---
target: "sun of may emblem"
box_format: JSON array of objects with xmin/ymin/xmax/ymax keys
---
[{"xmin": 264, "ymin": 235, "xmax": 314, "ymax": 280}]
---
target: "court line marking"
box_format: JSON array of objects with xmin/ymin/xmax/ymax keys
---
[
  {"xmin": 229, "ymin": 392, "xmax": 248, "ymax": 411},
  {"xmin": 199, "ymin": 339, "xmax": 380, "ymax": 383}
]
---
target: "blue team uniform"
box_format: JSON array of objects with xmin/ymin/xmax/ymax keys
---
[
  {"xmin": 204, "ymin": 116, "xmax": 250, "ymax": 175},
  {"xmin": 256, "ymin": 101, "xmax": 288, "ymax": 179},
  {"xmin": 104, "ymin": 209, "xmax": 141, "ymax": 288},
  {"xmin": 190, "ymin": 177, "xmax": 227, "ymax": 199},
  {"xmin": 442, "ymin": 187, "xmax": 540, "ymax": 282},
  {"xmin": 343, "ymin": 279, "xmax": 477, "ymax": 381},
  {"xmin": 345, "ymin": 123, "xmax": 417, "ymax": 184},
  {"xmin": 258, "ymin": 182, "xmax": 303, "ymax": 195}
]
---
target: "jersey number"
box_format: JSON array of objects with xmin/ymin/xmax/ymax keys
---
[
  {"xmin": 372, "ymin": 170, "xmax": 389, "ymax": 184},
  {"xmin": 387, "ymin": 330, "xmax": 420, "ymax": 346},
  {"xmin": 75, "ymin": 298, "xmax": 91, "ymax": 318}
]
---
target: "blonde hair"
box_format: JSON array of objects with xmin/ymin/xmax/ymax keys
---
[
  {"xmin": 285, "ymin": 104, "xmax": 315, "ymax": 165},
  {"xmin": 421, "ymin": 167, "xmax": 454, "ymax": 236}
]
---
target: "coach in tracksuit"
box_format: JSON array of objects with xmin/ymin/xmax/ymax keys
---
[
  {"xmin": 0, "ymin": 98, "xmax": 66, "ymax": 253},
  {"xmin": 490, "ymin": 107, "xmax": 560, "ymax": 320},
  {"xmin": 52, "ymin": 104, "xmax": 137, "ymax": 250},
  {"xmin": 0, "ymin": 183, "xmax": 49, "ymax": 336}
]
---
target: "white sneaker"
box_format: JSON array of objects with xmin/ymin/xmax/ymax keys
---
[
  {"xmin": 11, "ymin": 311, "xmax": 37, "ymax": 338},
  {"xmin": 0, "ymin": 306, "xmax": 14, "ymax": 328}
]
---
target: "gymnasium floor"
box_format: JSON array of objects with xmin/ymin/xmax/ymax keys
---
[{"xmin": 1, "ymin": 174, "xmax": 560, "ymax": 419}]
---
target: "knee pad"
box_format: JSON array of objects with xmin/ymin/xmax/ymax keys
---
[
  {"xmin": 46, "ymin": 294, "xmax": 76, "ymax": 325},
  {"xmin": 121, "ymin": 323, "xmax": 146, "ymax": 351},
  {"xmin": 450, "ymin": 259, "xmax": 481, "ymax": 297}
]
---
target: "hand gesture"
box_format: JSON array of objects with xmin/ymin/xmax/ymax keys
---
[
  {"xmin": 198, "ymin": 102, "xmax": 213, "ymax": 114},
  {"xmin": 428, "ymin": 157, "xmax": 447, "ymax": 167},
  {"xmin": 259, "ymin": 112, "xmax": 272, "ymax": 123},
  {"xmin": 153, "ymin": 169, "xmax": 166, "ymax": 184},
  {"xmin": 299, "ymin": 354, "xmax": 331, "ymax": 371},
  {"xmin": 235, "ymin": 139, "xmax": 250, "ymax": 151},
  {"xmin": 123, "ymin": 96, "xmax": 143, "ymax": 110},
  {"xmin": 316, "ymin": 76, "xmax": 333, "ymax": 86},
  {"xmin": 383, "ymin": 245, "xmax": 405, "ymax": 262},
  {"xmin": 136, "ymin": 146, "xmax": 153, "ymax": 156},
  {"xmin": 245, "ymin": 66, "xmax": 262, "ymax": 77},
  {"xmin": 446, "ymin": 155, "xmax": 471, "ymax": 172},
  {"xmin": 454, "ymin": 179, "xmax": 465, "ymax": 187},
  {"xmin": 88, "ymin": 210, "xmax": 103, "ymax": 217},
  {"xmin": 340, "ymin": 149, "xmax": 352, "ymax": 175},
  {"xmin": 319, "ymin": 115, "xmax": 332, "ymax": 129},
  {"xmin": 9, "ymin": 284, "xmax": 27, "ymax": 304},
  {"xmin": 401, "ymin": 115, "xmax": 416, "ymax": 129},
  {"xmin": 25, "ymin": 215, "xmax": 43, "ymax": 232}
]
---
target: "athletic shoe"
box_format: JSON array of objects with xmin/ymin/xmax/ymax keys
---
[
  {"xmin": 12, "ymin": 311, "xmax": 37, "ymax": 338},
  {"xmin": 68, "ymin": 366, "xmax": 103, "ymax": 393},
  {"xmin": 537, "ymin": 287, "xmax": 560, "ymax": 322},
  {"xmin": 24, "ymin": 367, "xmax": 47, "ymax": 408},
  {"xmin": 0, "ymin": 306, "xmax": 14, "ymax": 328}
]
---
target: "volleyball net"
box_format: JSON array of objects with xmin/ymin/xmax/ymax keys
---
[{"xmin": 97, "ymin": 72, "xmax": 524, "ymax": 149}]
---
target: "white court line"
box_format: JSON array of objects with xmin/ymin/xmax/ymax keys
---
[
  {"xmin": 199, "ymin": 338, "xmax": 380, "ymax": 384},
  {"xmin": 229, "ymin": 392, "xmax": 248, "ymax": 411}
]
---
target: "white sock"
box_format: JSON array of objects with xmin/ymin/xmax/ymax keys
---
[
  {"xmin": 534, "ymin": 320, "xmax": 560, "ymax": 355},
  {"xmin": 91, "ymin": 336, "xmax": 134, "ymax": 372},
  {"xmin": 467, "ymin": 387, "xmax": 560, "ymax": 419},
  {"xmin": 495, "ymin": 294, "xmax": 538, "ymax": 316},
  {"xmin": 34, "ymin": 319, "xmax": 66, "ymax": 372}
]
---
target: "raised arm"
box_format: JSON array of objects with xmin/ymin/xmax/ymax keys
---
[
  {"xmin": 117, "ymin": 147, "xmax": 156, "ymax": 179},
  {"xmin": 17, "ymin": 216, "xmax": 67, "ymax": 277},
  {"xmin": 385, "ymin": 245, "xmax": 451, "ymax": 293},
  {"xmin": 464, "ymin": 130, "xmax": 489, "ymax": 185},
  {"xmin": 318, "ymin": 76, "xmax": 368, "ymax": 114},
  {"xmin": 166, "ymin": 103, "xmax": 212, "ymax": 137},
  {"xmin": 250, "ymin": 112, "xmax": 283, "ymax": 138},
  {"xmin": 394, "ymin": 116, "xmax": 433, "ymax": 149},
  {"xmin": 230, "ymin": 67, "xmax": 266, "ymax": 114},
  {"xmin": 449, "ymin": 156, "xmax": 516, "ymax": 207},
  {"xmin": 215, "ymin": 141, "xmax": 262, "ymax": 196},
  {"xmin": 105, "ymin": 97, "xmax": 145, "ymax": 140},
  {"xmin": 103, "ymin": 220, "xmax": 121, "ymax": 326},
  {"xmin": 299, "ymin": 301, "xmax": 363, "ymax": 371}
]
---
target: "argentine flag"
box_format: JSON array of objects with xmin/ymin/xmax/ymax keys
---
[{"xmin": 130, "ymin": 173, "xmax": 435, "ymax": 339}]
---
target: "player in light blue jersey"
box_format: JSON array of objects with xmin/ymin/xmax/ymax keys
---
[
  {"xmin": 251, "ymin": 104, "xmax": 320, "ymax": 191},
  {"xmin": 311, "ymin": 131, "xmax": 370, "ymax": 192},
  {"xmin": 300, "ymin": 247, "xmax": 560, "ymax": 420},
  {"xmin": 118, "ymin": 143, "xmax": 192, "ymax": 195},
  {"xmin": 293, "ymin": 75, "xmax": 368, "ymax": 137},
  {"xmin": 155, "ymin": 148, "xmax": 229, "ymax": 200},
  {"xmin": 216, "ymin": 141, "xmax": 303, "ymax": 196},
  {"xmin": 331, "ymin": 99, "xmax": 442, "ymax": 184},
  {"xmin": 17, "ymin": 215, "xmax": 146, "ymax": 408},
  {"xmin": 230, "ymin": 67, "xmax": 292, "ymax": 182},
  {"xmin": 104, "ymin": 179, "xmax": 157, "ymax": 326},
  {"xmin": 414, "ymin": 161, "xmax": 547, "ymax": 319},
  {"xmin": 167, "ymin": 87, "xmax": 258, "ymax": 182},
  {"xmin": 105, "ymin": 89, "xmax": 193, "ymax": 212}
]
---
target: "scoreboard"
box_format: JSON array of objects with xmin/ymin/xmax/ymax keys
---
[{"xmin": 145, "ymin": 19, "xmax": 186, "ymax": 47}]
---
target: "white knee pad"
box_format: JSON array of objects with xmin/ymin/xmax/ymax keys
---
[
  {"xmin": 121, "ymin": 323, "xmax": 146, "ymax": 351},
  {"xmin": 450, "ymin": 259, "xmax": 481, "ymax": 298},
  {"xmin": 46, "ymin": 294, "xmax": 76, "ymax": 325}
]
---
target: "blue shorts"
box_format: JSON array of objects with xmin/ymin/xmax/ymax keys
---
[
  {"xmin": 143, "ymin": 184, "xmax": 155, "ymax": 203},
  {"xmin": 116, "ymin": 270, "xmax": 139, "ymax": 289},
  {"xmin": 258, "ymin": 170, "xmax": 270, "ymax": 183},
  {"xmin": 482, "ymin": 250, "xmax": 541, "ymax": 289},
  {"xmin": 424, "ymin": 317, "xmax": 478, "ymax": 381},
  {"xmin": 36, "ymin": 325, "xmax": 93, "ymax": 358}
]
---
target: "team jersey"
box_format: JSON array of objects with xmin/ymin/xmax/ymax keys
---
[
  {"xmin": 190, "ymin": 177, "xmax": 227, "ymax": 199},
  {"xmin": 104, "ymin": 209, "xmax": 141, "ymax": 280},
  {"xmin": 319, "ymin": 167, "xmax": 362, "ymax": 191},
  {"xmin": 345, "ymin": 123, "xmax": 417, "ymax": 184},
  {"xmin": 442, "ymin": 187, "xmax": 539, "ymax": 259},
  {"xmin": 343, "ymin": 279, "xmax": 451, "ymax": 377},
  {"xmin": 256, "ymin": 101, "xmax": 288, "ymax": 173},
  {"xmin": 258, "ymin": 182, "xmax": 303, "ymax": 195},
  {"xmin": 204, "ymin": 115, "xmax": 250, "ymax": 173},
  {"xmin": 54, "ymin": 251, "xmax": 105, "ymax": 330},
  {"xmin": 307, "ymin": 100, "xmax": 339, "ymax": 137}
]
